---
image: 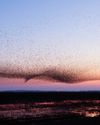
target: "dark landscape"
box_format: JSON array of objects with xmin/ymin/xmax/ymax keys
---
[{"xmin": 0, "ymin": 91, "xmax": 100, "ymax": 125}]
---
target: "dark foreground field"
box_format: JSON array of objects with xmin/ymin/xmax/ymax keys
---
[
  {"xmin": 1, "ymin": 91, "xmax": 100, "ymax": 103},
  {"xmin": 1, "ymin": 116, "xmax": 100, "ymax": 125},
  {"xmin": 0, "ymin": 91, "xmax": 100, "ymax": 125}
]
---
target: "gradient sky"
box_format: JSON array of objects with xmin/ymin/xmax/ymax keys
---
[{"xmin": 0, "ymin": 0, "xmax": 100, "ymax": 91}]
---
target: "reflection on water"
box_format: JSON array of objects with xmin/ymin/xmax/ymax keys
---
[
  {"xmin": 0, "ymin": 100, "xmax": 100, "ymax": 119},
  {"xmin": 85, "ymin": 111, "xmax": 100, "ymax": 117}
]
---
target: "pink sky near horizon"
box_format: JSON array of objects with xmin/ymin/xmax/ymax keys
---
[{"xmin": 0, "ymin": 77, "xmax": 100, "ymax": 91}]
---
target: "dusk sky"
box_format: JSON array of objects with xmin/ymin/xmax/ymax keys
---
[{"xmin": 0, "ymin": 0, "xmax": 100, "ymax": 91}]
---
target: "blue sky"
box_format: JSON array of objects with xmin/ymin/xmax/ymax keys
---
[{"xmin": 0, "ymin": 0, "xmax": 100, "ymax": 91}]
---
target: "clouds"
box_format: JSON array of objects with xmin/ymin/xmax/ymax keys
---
[{"xmin": 0, "ymin": 67, "xmax": 96, "ymax": 83}]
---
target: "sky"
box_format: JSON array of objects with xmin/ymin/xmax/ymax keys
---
[{"xmin": 0, "ymin": 0, "xmax": 100, "ymax": 91}]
